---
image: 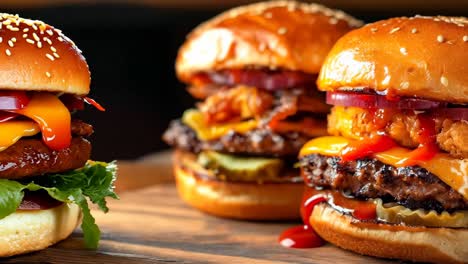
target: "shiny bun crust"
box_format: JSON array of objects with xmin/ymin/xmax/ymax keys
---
[
  {"xmin": 0, "ymin": 203, "xmax": 81, "ymax": 257},
  {"xmin": 318, "ymin": 16, "xmax": 468, "ymax": 103},
  {"xmin": 173, "ymin": 150, "xmax": 303, "ymax": 220},
  {"xmin": 0, "ymin": 14, "xmax": 90, "ymax": 95},
  {"xmin": 176, "ymin": 1, "xmax": 362, "ymax": 83},
  {"xmin": 311, "ymin": 203, "xmax": 468, "ymax": 264}
]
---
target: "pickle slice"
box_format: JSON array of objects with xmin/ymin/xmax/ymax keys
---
[
  {"xmin": 375, "ymin": 199, "xmax": 468, "ymax": 228},
  {"xmin": 197, "ymin": 151, "xmax": 284, "ymax": 182}
]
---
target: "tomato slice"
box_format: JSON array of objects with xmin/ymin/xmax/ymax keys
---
[
  {"xmin": 0, "ymin": 91, "xmax": 30, "ymax": 110},
  {"xmin": 326, "ymin": 92, "xmax": 445, "ymax": 109}
]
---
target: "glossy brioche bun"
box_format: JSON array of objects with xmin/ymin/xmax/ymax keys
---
[
  {"xmin": 0, "ymin": 203, "xmax": 81, "ymax": 257},
  {"xmin": 176, "ymin": 1, "xmax": 362, "ymax": 83},
  {"xmin": 0, "ymin": 14, "xmax": 90, "ymax": 95},
  {"xmin": 318, "ymin": 16, "xmax": 468, "ymax": 103},
  {"xmin": 310, "ymin": 203, "xmax": 468, "ymax": 264},
  {"xmin": 173, "ymin": 150, "xmax": 303, "ymax": 220}
]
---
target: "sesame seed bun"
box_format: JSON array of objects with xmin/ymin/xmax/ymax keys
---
[
  {"xmin": 0, "ymin": 203, "xmax": 81, "ymax": 257},
  {"xmin": 0, "ymin": 14, "xmax": 90, "ymax": 95},
  {"xmin": 173, "ymin": 150, "xmax": 304, "ymax": 220},
  {"xmin": 318, "ymin": 16, "xmax": 468, "ymax": 103},
  {"xmin": 310, "ymin": 203, "xmax": 468, "ymax": 264},
  {"xmin": 176, "ymin": 0, "xmax": 362, "ymax": 83}
]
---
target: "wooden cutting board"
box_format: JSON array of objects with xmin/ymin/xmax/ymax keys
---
[{"xmin": 3, "ymin": 151, "xmax": 395, "ymax": 264}]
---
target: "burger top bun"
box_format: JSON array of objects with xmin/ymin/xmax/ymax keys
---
[
  {"xmin": 0, "ymin": 13, "xmax": 90, "ymax": 95},
  {"xmin": 318, "ymin": 16, "xmax": 468, "ymax": 103},
  {"xmin": 176, "ymin": 1, "xmax": 362, "ymax": 83}
]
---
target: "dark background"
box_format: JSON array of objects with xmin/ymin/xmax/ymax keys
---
[{"xmin": 2, "ymin": 1, "xmax": 467, "ymax": 161}]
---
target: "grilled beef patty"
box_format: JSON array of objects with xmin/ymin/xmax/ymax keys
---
[
  {"xmin": 163, "ymin": 119, "xmax": 311, "ymax": 157},
  {"xmin": 0, "ymin": 120, "xmax": 93, "ymax": 179},
  {"xmin": 300, "ymin": 154, "xmax": 468, "ymax": 213}
]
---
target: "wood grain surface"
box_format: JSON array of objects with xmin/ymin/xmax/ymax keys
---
[{"xmin": 3, "ymin": 151, "xmax": 396, "ymax": 264}]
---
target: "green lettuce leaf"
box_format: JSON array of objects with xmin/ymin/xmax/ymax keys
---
[{"xmin": 0, "ymin": 161, "xmax": 118, "ymax": 249}]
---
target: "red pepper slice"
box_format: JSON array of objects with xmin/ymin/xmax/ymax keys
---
[{"xmin": 83, "ymin": 97, "xmax": 105, "ymax": 111}]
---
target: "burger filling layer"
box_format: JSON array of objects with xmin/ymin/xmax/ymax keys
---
[
  {"xmin": 0, "ymin": 91, "xmax": 116, "ymax": 249},
  {"xmin": 298, "ymin": 91, "xmax": 467, "ymax": 228},
  {"xmin": 165, "ymin": 69, "xmax": 330, "ymax": 184}
]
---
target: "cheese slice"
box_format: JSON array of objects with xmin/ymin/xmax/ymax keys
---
[
  {"xmin": 0, "ymin": 121, "xmax": 40, "ymax": 151},
  {"xmin": 300, "ymin": 136, "xmax": 468, "ymax": 200},
  {"xmin": 182, "ymin": 109, "xmax": 258, "ymax": 141},
  {"xmin": 14, "ymin": 93, "xmax": 71, "ymax": 150}
]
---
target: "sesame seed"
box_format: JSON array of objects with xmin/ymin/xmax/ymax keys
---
[
  {"xmin": 46, "ymin": 29, "xmax": 53, "ymax": 36},
  {"xmin": 32, "ymin": 33, "xmax": 40, "ymax": 42},
  {"xmin": 0, "ymin": 37, "xmax": 3, "ymax": 43},
  {"xmin": 53, "ymin": 52, "xmax": 60, "ymax": 58},
  {"xmin": 370, "ymin": 28, "xmax": 378, "ymax": 33},
  {"xmin": 31, "ymin": 24, "xmax": 38, "ymax": 31},
  {"xmin": 11, "ymin": 37, "xmax": 16, "ymax": 42},
  {"xmin": 389, "ymin": 27, "xmax": 400, "ymax": 34},
  {"xmin": 411, "ymin": 28, "xmax": 418, "ymax": 33},
  {"xmin": 50, "ymin": 46, "xmax": 57, "ymax": 52},
  {"xmin": 278, "ymin": 27, "xmax": 287, "ymax": 34},
  {"xmin": 45, "ymin": 71, "xmax": 51, "ymax": 78},
  {"xmin": 440, "ymin": 76, "xmax": 448, "ymax": 87},
  {"xmin": 45, "ymin": 53, "xmax": 54, "ymax": 61},
  {"xmin": 2, "ymin": 20, "xmax": 11, "ymax": 25},
  {"xmin": 26, "ymin": 39, "xmax": 34, "ymax": 44},
  {"xmin": 5, "ymin": 49, "xmax": 11, "ymax": 56},
  {"xmin": 23, "ymin": 28, "xmax": 29, "ymax": 32},
  {"xmin": 437, "ymin": 35, "xmax": 445, "ymax": 43},
  {"xmin": 43, "ymin": 37, "xmax": 52, "ymax": 45},
  {"xmin": 22, "ymin": 34, "xmax": 27, "ymax": 38},
  {"xmin": 7, "ymin": 40, "xmax": 13, "ymax": 47},
  {"xmin": 400, "ymin": 47, "xmax": 408, "ymax": 55},
  {"xmin": 401, "ymin": 82, "xmax": 410, "ymax": 89},
  {"xmin": 57, "ymin": 37, "xmax": 63, "ymax": 42},
  {"xmin": 463, "ymin": 35, "xmax": 468, "ymax": 42},
  {"xmin": 37, "ymin": 42, "xmax": 42, "ymax": 48},
  {"xmin": 7, "ymin": 26, "xmax": 19, "ymax": 31}
]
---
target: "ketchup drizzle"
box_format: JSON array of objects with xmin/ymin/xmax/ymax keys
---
[{"xmin": 278, "ymin": 194, "xmax": 326, "ymax": 249}]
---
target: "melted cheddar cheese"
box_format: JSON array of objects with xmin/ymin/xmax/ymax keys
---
[
  {"xmin": 182, "ymin": 109, "xmax": 258, "ymax": 141},
  {"xmin": 300, "ymin": 136, "xmax": 468, "ymax": 200},
  {"xmin": 0, "ymin": 121, "xmax": 40, "ymax": 151}
]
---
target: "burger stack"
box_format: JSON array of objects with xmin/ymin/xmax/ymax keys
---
[{"xmin": 163, "ymin": 1, "xmax": 362, "ymax": 220}]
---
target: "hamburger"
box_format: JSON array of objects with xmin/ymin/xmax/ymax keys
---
[
  {"xmin": 0, "ymin": 14, "xmax": 117, "ymax": 256},
  {"xmin": 296, "ymin": 16, "xmax": 468, "ymax": 263},
  {"xmin": 163, "ymin": 1, "xmax": 362, "ymax": 220}
]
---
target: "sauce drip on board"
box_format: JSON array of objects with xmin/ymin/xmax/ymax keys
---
[
  {"xmin": 278, "ymin": 193, "xmax": 325, "ymax": 248},
  {"xmin": 279, "ymin": 188, "xmax": 377, "ymax": 248}
]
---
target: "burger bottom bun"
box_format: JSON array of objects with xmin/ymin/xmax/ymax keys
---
[
  {"xmin": 310, "ymin": 203, "xmax": 468, "ymax": 264},
  {"xmin": 173, "ymin": 150, "xmax": 304, "ymax": 220},
  {"xmin": 0, "ymin": 203, "xmax": 81, "ymax": 257}
]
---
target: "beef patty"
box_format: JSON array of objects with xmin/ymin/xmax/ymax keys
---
[
  {"xmin": 0, "ymin": 119, "xmax": 93, "ymax": 179},
  {"xmin": 163, "ymin": 119, "xmax": 311, "ymax": 157},
  {"xmin": 299, "ymin": 154, "xmax": 468, "ymax": 213}
]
